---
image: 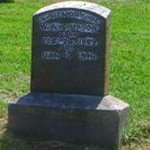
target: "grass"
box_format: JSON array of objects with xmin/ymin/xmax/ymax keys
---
[{"xmin": 0, "ymin": 0, "xmax": 150, "ymax": 149}]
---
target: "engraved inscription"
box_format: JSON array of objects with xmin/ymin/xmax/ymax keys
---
[
  {"xmin": 38, "ymin": 9, "xmax": 101, "ymax": 24},
  {"xmin": 38, "ymin": 9, "xmax": 100, "ymax": 61},
  {"xmin": 42, "ymin": 51, "xmax": 61, "ymax": 60},
  {"xmin": 40, "ymin": 23, "xmax": 100, "ymax": 33},
  {"xmin": 42, "ymin": 37, "xmax": 98, "ymax": 46},
  {"xmin": 42, "ymin": 51, "xmax": 98, "ymax": 61},
  {"xmin": 78, "ymin": 51, "xmax": 98, "ymax": 61}
]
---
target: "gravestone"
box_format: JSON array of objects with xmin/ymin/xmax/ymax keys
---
[
  {"xmin": 8, "ymin": 2, "xmax": 129, "ymax": 150},
  {"xmin": 31, "ymin": 2, "xmax": 110, "ymax": 96}
]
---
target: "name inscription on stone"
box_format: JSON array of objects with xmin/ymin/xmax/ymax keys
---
[{"xmin": 36, "ymin": 9, "xmax": 103, "ymax": 61}]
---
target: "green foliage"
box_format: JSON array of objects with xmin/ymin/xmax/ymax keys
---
[{"xmin": 0, "ymin": 0, "xmax": 150, "ymax": 148}]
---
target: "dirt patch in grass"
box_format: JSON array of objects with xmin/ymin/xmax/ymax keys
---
[{"xmin": 122, "ymin": 138, "xmax": 150, "ymax": 150}]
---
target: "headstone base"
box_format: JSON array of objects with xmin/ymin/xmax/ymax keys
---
[{"xmin": 8, "ymin": 93, "xmax": 129, "ymax": 150}]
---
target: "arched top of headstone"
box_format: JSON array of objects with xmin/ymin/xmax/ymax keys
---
[{"xmin": 35, "ymin": 1, "xmax": 111, "ymax": 19}]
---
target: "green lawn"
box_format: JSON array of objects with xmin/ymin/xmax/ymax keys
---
[{"xmin": 0, "ymin": 0, "xmax": 150, "ymax": 149}]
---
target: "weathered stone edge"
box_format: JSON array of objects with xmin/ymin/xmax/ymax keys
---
[{"xmin": 34, "ymin": 1, "xmax": 111, "ymax": 18}]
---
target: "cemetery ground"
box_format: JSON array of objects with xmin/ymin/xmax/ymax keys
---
[{"xmin": 0, "ymin": 0, "xmax": 149, "ymax": 150}]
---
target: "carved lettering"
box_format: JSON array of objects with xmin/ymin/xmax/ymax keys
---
[
  {"xmin": 38, "ymin": 9, "xmax": 100, "ymax": 62},
  {"xmin": 40, "ymin": 22, "xmax": 99, "ymax": 33},
  {"xmin": 42, "ymin": 37, "xmax": 98, "ymax": 47},
  {"xmin": 42, "ymin": 51, "xmax": 61, "ymax": 60},
  {"xmin": 38, "ymin": 10, "xmax": 100, "ymax": 24},
  {"xmin": 78, "ymin": 51, "xmax": 98, "ymax": 61}
]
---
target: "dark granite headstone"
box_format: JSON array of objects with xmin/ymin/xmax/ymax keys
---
[
  {"xmin": 8, "ymin": 2, "xmax": 129, "ymax": 150},
  {"xmin": 31, "ymin": 2, "xmax": 110, "ymax": 96}
]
